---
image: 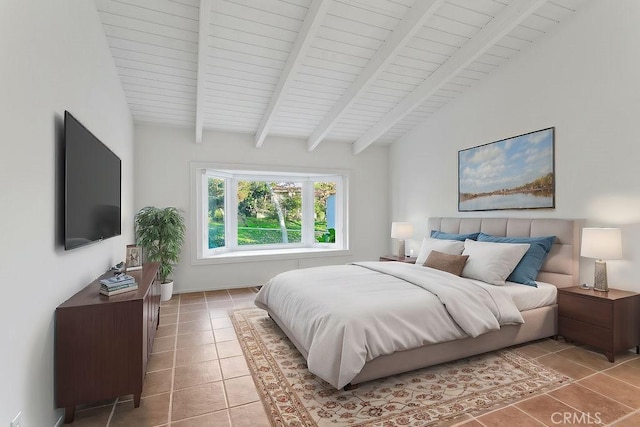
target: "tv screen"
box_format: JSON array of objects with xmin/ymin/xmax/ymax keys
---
[{"xmin": 64, "ymin": 111, "xmax": 121, "ymax": 250}]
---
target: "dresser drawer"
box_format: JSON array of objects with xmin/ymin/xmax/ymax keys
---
[
  {"xmin": 558, "ymin": 316, "xmax": 612, "ymax": 349},
  {"xmin": 558, "ymin": 293, "xmax": 612, "ymax": 327}
]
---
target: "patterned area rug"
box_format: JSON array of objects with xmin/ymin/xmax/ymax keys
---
[{"xmin": 232, "ymin": 308, "xmax": 570, "ymax": 426}]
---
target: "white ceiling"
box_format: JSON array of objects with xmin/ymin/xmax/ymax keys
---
[{"xmin": 95, "ymin": 0, "xmax": 586, "ymax": 153}]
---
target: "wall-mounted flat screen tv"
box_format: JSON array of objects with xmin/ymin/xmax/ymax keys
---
[{"xmin": 64, "ymin": 111, "xmax": 121, "ymax": 250}]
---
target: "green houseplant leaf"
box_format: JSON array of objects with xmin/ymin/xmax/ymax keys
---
[{"xmin": 134, "ymin": 206, "xmax": 186, "ymax": 283}]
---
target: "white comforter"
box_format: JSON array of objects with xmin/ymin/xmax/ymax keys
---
[{"xmin": 254, "ymin": 261, "xmax": 524, "ymax": 389}]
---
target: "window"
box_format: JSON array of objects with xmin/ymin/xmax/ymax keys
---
[{"xmin": 194, "ymin": 164, "xmax": 348, "ymax": 260}]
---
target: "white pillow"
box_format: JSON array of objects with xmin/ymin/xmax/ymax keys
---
[
  {"xmin": 461, "ymin": 239, "xmax": 530, "ymax": 286},
  {"xmin": 415, "ymin": 237, "xmax": 465, "ymax": 265}
]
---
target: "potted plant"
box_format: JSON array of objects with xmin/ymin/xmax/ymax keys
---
[{"xmin": 134, "ymin": 206, "xmax": 186, "ymax": 302}]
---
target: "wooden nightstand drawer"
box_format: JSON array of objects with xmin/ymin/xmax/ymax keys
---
[
  {"xmin": 558, "ymin": 316, "xmax": 612, "ymax": 349},
  {"xmin": 558, "ymin": 293, "xmax": 612, "ymax": 328},
  {"xmin": 379, "ymin": 255, "xmax": 417, "ymax": 263}
]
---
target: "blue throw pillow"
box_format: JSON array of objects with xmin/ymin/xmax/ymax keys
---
[
  {"xmin": 430, "ymin": 230, "xmax": 480, "ymax": 241},
  {"xmin": 477, "ymin": 233, "xmax": 556, "ymax": 287}
]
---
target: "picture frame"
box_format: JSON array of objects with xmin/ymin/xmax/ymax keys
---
[
  {"xmin": 125, "ymin": 244, "xmax": 142, "ymax": 271},
  {"xmin": 458, "ymin": 127, "xmax": 555, "ymax": 211}
]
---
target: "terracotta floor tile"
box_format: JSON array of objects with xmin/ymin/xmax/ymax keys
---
[
  {"xmin": 210, "ymin": 306, "xmax": 234, "ymax": 319},
  {"xmin": 228, "ymin": 288, "xmax": 256, "ymax": 296},
  {"xmin": 179, "ymin": 310, "xmax": 211, "ymax": 322},
  {"xmin": 159, "ymin": 305, "xmax": 179, "ymax": 315},
  {"xmin": 71, "ymin": 404, "xmax": 114, "ymax": 427},
  {"xmin": 452, "ymin": 420, "xmax": 482, "ymax": 427},
  {"xmin": 605, "ymin": 364, "xmax": 640, "ymax": 387},
  {"xmin": 117, "ymin": 394, "xmax": 134, "ymax": 403},
  {"xmin": 161, "ymin": 297, "xmax": 179, "ymax": 307},
  {"xmin": 515, "ymin": 394, "xmax": 590, "ymax": 426},
  {"xmin": 217, "ymin": 340, "xmax": 243, "ymax": 358},
  {"xmin": 180, "ymin": 295, "xmax": 206, "ymax": 305},
  {"xmin": 537, "ymin": 353, "xmax": 596, "ymax": 380},
  {"xmin": 228, "ymin": 401, "xmax": 270, "ymax": 427},
  {"xmin": 171, "ymin": 410, "xmax": 231, "ymax": 426},
  {"xmin": 174, "ymin": 360, "xmax": 222, "ymax": 390},
  {"xmin": 233, "ymin": 299, "xmax": 256, "ymax": 309},
  {"xmin": 549, "ymin": 383, "xmax": 633, "ymax": 424},
  {"xmin": 155, "ymin": 324, "xmax": 177, "ymax": 338},
  {"xmin": 231, "ymin": 293, "xmax": 256, "ymax": 300},
  {"xmin": 172, "ymin": 382, "xmax": 227, "ymax": 422},
  {"xmin": 476, "ymin": 406, "xmax": 544, "ymax": 426},
  {"xmin": 225, "ymin": 376, "xmax": 260, "ymax": 407},
  {"xmin": 534, "ymin": 338, "xmax": 573, "ymax": 353},
  {"xmin": 212, "ymin": 317, "xmax": 233, "ymax": 329},
  {"xmin": 146, "ymin": 350, "xmax": 174, "ymax": 372},
  {"xmin": 579, "ymin": 373, "xmax": 640, "ymax": 409},
  {"xmin": 141, "ymin": 369, "xmax": 173, "ymax": 397},
  {"xmin": 176, "ymin": 343, "xmax": 218, "ymax": 366},
  {"xmin": 515, "ymin": 343, "xmax": 550, "ymax": 359},
  {"xmin": 214, "ymin": 327, "xmax": 237, "ymax": 342},
  {"xmin": 557, "ymin": 346, "xmax": 635, "ymax": 371},
  {"xmin": 611, "ymin": 411, "xmax": 640, "ymax": 426},
  {"xmin": 435, "ymin": 414, "xmax": 473, "ymax": 427},
  {"xmin": 220, "ymin": 355, "xmax": 250, "ymax": 379},
  {"xmin": 159, "ymin": 313, "xmax": 178, "ymax": 325},
  {"xmin": 180, "ymin": 291, "xmax": 205, "ymax": 299},
  {"xmin": 178, "ymin": 319, "xmax": 213, "ymax": 334},
  {"xmin": 110, "ymin": 392, "xmax": 170, "ymax": 427},
  {"xmin": 76, "ymin": 398, "xmax": 118, "ymax": 411},
  {"xmin": 180, "ymin": 302, "xmax": 207, "ymax": 313},
  {"xmin": 152, "ymin": 336, "xmax": 176, "ymax": 353},
  {"xmin": 621, "ymin": 357, "xmax": 640, "ymax": 371},
  {"xmin": 176, "ymin": 331, "xmax": 215, "ymax": 349},
  {"xmin": 206, "ymin": 290, "xmax": 232, "ymax": 302}
]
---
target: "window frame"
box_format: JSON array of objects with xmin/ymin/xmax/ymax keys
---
[{"xmin": 191, "ymin": 162, "xmax": 350, "ymax": 264}]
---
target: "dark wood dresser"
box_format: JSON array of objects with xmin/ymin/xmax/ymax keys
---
[
  {"xmin": 558, "ymin": 286, "xmax": 640, "ymax": 362},
  {"xmin": 55, "ymin": 263, "xmax": 160, "ymax": 423}
]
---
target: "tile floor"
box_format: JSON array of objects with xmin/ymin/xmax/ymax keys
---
[{"xmin": 70, "ymin": 289, "xmax": 640, "ymax": 426}]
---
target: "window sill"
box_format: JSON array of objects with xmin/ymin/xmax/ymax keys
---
[{"xmin": 192, "ymin": 247, "xmax": 351, "ymax": 265}]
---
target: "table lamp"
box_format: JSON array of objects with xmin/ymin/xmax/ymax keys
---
[
  {"xmin": 391, "ymin": 222, "xmax": 413, "ymax": 259},
  {"xmin": 580, "ymin": 227, "xmax": 622, "ymax": 292}
]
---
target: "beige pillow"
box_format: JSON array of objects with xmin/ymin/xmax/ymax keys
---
[{"xmin": 424, "ymin": 250, "xmax": 469, "ymax": 276}]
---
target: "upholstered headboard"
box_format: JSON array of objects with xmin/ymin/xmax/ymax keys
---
[{"xmin": 428, "ymin": 217, "xmax": 580, "ymax": 288}]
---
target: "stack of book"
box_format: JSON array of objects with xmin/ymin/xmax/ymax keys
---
[{"xmin": 99, "ymin": 274, "xmax": 138, "ymax": 296}]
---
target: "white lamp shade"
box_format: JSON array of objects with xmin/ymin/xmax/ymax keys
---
[
  {"xmin": 391, "ymin": 222, "xmax": 414, "ymax": 239},
  {"xmin": 581, "ymin": 228, "xmax": 622, "ymax": 260}
]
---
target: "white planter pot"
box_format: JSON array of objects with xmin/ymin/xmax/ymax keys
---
[{"xmin": 160, "ymin": 280, "xmax": 174, "ymax": 302}]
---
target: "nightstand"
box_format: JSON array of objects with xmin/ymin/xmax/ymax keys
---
[
  {"xmin": 379, "ymin": 255, "xmax": 417, "ymax": 264},
  {"xmin": 557, "ymin": 286, "xmax": 640, "ymax": 362}
]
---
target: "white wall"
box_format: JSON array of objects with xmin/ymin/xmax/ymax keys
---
[
  {"xmin": 390, "ymin": 0, "xmax": 640, "ymax": 291},
  {"xmin": 0, "ymin": 1, "xmax": 133, "ymax": 425},
  {"xmin": 134, "ymin": 125, "xmax": 390, "ymax": 292}
]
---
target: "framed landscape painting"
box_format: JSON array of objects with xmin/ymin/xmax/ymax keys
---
[{"xmin": 458, "ymin": 127, "xmax": 555, "ymax": 211}]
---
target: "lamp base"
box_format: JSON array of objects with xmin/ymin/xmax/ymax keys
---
[
  {"xmin": 398, "ymin": 240, "xmax": 406, "ymax": 259},
  {"xmin": 593, "ymin": 259, "xmax": 608, "ymax": 292}
]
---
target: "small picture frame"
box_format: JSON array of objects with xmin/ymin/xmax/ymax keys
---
[{"xmin": 125, "ymin": 244, "xmax": 142, "ymax": 271}]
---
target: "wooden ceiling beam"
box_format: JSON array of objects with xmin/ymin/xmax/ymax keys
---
[
  {"xmin": 307, "ymin": 0, "xmax": 445, "ymax": 151},
  {"xmin": 352, "ymin": 0, "xmax": 548, "ymax": 155},
  {"xmin": 195, "ymin": 0, "xmax": 211, "ymax": 143},
  {"xmin": 254, "ymin": 0, "xmax": 331, "ymax": 148}
]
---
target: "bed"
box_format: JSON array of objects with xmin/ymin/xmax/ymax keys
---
[{"xmin": 254, "ymin": 217, "xmax": 580, "ymax": 389}]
